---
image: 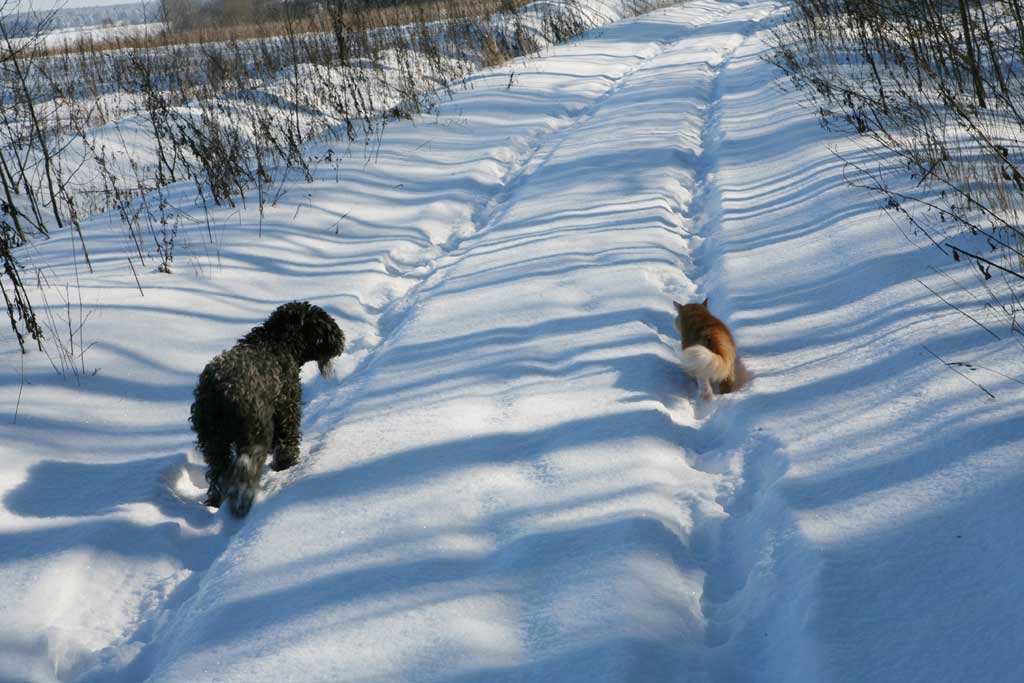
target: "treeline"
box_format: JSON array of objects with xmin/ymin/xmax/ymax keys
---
[
  {"xmin": 771, "ymin": 0, "xmax": 1024, "ymax": 339},
  {"xmin": 160, "ymin": 0, "xmax": 304, "ymax": 31}
]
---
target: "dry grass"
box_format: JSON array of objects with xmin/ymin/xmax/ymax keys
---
[{"xmin": 770, "ymin": 0, "xmax": 1024, "ymax": 340}]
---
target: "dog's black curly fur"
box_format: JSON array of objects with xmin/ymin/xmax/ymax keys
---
[{"xmin": 190, "ymin": 301, "xmax": 345, "ymax": 517}]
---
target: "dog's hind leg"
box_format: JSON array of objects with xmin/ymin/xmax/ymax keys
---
[
  {"xmin": 205, "ymin": 470, "xmax": 224, "ymax": 509},
  {"xmin": 200, "ymin": 437, "xmax": 232, "ymax": 509},
  {"xmin": 270, "ymin": 382, "xmax": 302, "ymax": 472}
]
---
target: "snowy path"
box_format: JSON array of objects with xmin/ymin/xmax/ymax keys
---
[
  {"xmin": 140, "ymin": 4, "xmax": 776, "ymax": 681},
  {"xmin": 4, "ymin": 0, "xmax": 1024, "ymax": 681}
]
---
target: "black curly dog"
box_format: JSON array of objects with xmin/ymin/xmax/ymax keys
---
[{"xmin": 190, "ymin": 301, "xmax": 345, "ymax": 517}]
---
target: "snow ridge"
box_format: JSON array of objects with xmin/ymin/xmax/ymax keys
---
[{"xmin": 650, "ymin": 12, "xmax": 804, "ymax": 679}]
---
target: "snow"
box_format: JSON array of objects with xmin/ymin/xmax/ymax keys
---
[
  {"xmin": 6, "ymin": 22, "xmax": 165, "ymax": 51},
  {"xmin": 2, "ymin": 1, "xmax": 1023, "ymax": 681}
]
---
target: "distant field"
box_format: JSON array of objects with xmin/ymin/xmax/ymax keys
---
[{"xmin": 11, "ymin": 21, "xmax": 164, "ymax": 51}]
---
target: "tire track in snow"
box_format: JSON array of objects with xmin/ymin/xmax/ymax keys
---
[{"xmin": 656, "ymin": 5, "xmax": 796, "ymax": 678}]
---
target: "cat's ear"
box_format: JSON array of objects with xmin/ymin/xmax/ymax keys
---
[
  {"xmin": 701, "ymin": 298, "xmax": 709, "ymax": 308},
  {"xmin": 673, "ymin": 301, "xmax": 684, "ymax": 312}
]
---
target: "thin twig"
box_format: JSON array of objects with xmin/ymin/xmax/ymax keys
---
[
  {"xmin": 127, "ymin": 256, "xmax": 144, "ymax": 296},
  {"xmin": 915, "ymin": 277, "xmax": 1001, "ymax": 339},
  {"xmin": 14, "ymin": 350, "xmax": 25, "ymax": 425},
  {"xmin": 921, "ymin": 343, "xmax": 996, "ymax": 399},
  {"xmin": 946, "ymin": 361, "xmax": 1024, "ymax": 386},
  {"xmin": 946, "ymin": 243, "xmax": 1024, "ymax": 282}
]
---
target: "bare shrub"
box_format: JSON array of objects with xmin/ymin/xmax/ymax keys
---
[{"xmin": 770, "ymin": 0, "xmax": 1024, "ymax": 339}]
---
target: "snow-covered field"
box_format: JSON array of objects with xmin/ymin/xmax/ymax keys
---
[
  {"xmin": 2, "ymin": 1, "xmax": 1023, "ymax": 681},
  {"xmin": 9, "ymin": 22, "xmax": 165, "ymax": 51}
]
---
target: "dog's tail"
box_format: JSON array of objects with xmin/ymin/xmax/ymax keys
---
[{"xmin": 680, "ymin": 345, "xmax": 731, "ymax": 383}]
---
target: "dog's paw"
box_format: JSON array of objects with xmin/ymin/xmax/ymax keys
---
[
  {"xmin": 228, "ymin": 490, "xmax": 255, "ymax": 517},
  {"xmin": 226, "ymin": 480, "xmax": 256, "ymax": 517},
  {"xmin": 271, "ymin": 455, "xmax": 298, "ymax": 472}
]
